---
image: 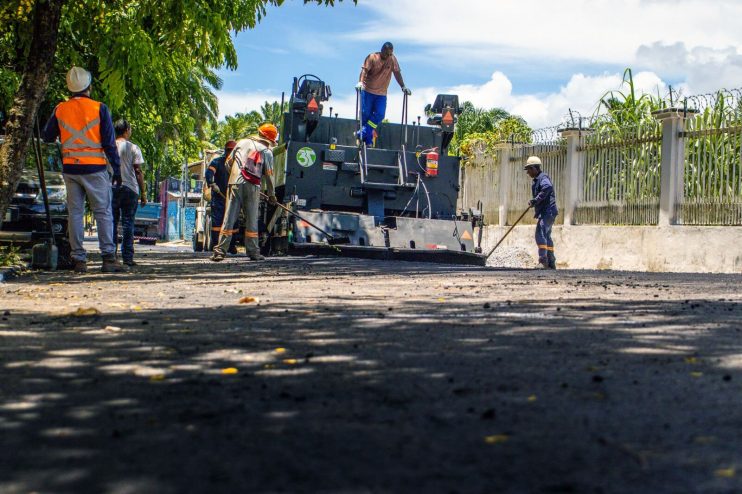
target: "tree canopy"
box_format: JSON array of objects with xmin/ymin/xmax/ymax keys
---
[{"xmin": 0, "ymin": 0, "xmax": 352, "ymax": 209}]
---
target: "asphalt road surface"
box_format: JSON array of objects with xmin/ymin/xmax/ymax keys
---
[{"xmin": 1, "ymin": 243, "xmax": 741, "ymax": 493}]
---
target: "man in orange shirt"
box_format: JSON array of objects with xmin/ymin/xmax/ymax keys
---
[{"xmin": 356, "ymin": 42, "xmax": 411, "ymax": 147}]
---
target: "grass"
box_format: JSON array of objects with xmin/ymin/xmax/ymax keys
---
[{"xmin": 0, "ymin": 244, "xmax": 23, "ymax": 268}]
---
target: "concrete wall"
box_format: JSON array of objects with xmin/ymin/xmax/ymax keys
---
[{"xmin": 480, "ymin": 225, "xmax": 742, "ymax": 273}]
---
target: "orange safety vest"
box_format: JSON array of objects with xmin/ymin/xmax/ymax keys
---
[{"xmin": 55, "ymin": 97, "xmax": 107, "ymax": 165}]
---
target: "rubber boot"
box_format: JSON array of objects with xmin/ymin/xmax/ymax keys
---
[{"xmin": 547, "ymin": 252, "xmax": 556, "ymax": 270}]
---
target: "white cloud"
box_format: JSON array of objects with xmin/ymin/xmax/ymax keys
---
[
  {"xmin": 354, "ymin": 0, "xmax": 742, "ymax": 65},
  {"xmin": 216, "ymin": 91, "xmax": 282, "ymax": 120}
]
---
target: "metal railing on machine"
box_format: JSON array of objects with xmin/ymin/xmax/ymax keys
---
[
  {"xmin": 506, "ymin": 127, "xmax": 567, "ymax": 226},
  {"xmin": 575, "ymin": 121, "xmax": 662, "ymax": 225},
  {"xmin": 679, "ymin": 88, "xmax": 742, "ymax": 225}
]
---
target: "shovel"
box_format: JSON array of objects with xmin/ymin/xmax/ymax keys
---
[
  {"xmin": 485, "ymin": 205, "xmax": 532, "ymax": 259},
  {"xmin": 260, "ymin": 192, "xmax": 351, "ymax": 245}
]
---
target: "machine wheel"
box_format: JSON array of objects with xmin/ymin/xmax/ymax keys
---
[{"xmin": 192, "ymin": 232, "xmax": 203, "ymax": 252}]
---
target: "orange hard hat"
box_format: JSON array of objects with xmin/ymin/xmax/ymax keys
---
[{"xmin": 258, "ymin": 123, "xmax": 278, "ymax": 144}]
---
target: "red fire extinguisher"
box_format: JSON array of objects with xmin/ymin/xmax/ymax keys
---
[{"xmin": 425, "ymin": 148, "xmax": 439, "ymax": 177}]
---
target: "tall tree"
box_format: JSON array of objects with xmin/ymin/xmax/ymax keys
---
[{"xmin": 0, "ymin": 0, "xmax": 353, "ymax": 223}]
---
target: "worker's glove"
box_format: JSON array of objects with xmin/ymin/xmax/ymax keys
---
[
  {"xmin": 355, "ymin": 81, "xmax": 365, "ymax": 91},
  {"xmin": 140, "ymin": 195, "xmax": 147, "ymax": 206},
  {"xmin": 210, "ymin": 183, "xmax": 221, "ymax": 196},
  {"xmin": 528, "ymin": 199, "xmax": 536, "ymax": 207},
  {"xmin": 402, "ymin": 86, "xmax": 412, "ymax": 95},
  {"xmin": 268, "ymin": 195, "xmax": 278, "ymax": 205},
  {"xmin": 112, "ymin": 173, "xmax": 122, "ymax": 187}
]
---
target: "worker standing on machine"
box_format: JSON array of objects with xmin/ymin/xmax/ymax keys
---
[
  {"xmin": 205, "ymin": 140, "xmax": 238, "ymax": 252},
  {"xmin": 356, "ymin": 41, "xmax": 411, "ymax": 147},
  {"xmin": 525, "ymin": 156, "xmax": 558, "ymax": 269},
  {"xmin": 211, "ymin": 124, "xmax": 278, "ymax": 262}
]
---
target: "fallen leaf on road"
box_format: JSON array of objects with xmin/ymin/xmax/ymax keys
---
[
  {"xmin": 691, "ymin": 372, "xmax": 704, "ymax": 378},
  {"xmin": 437, "ymin": 298, "xmax": 445, "ymax": 302},
  {"xmin": 104, "ymin": 325, "xmax": 121, "ymax": 332},
  {"xmin": 694, "ymin": 436, "xmax": 716, "ymax": 445},
  {"xmin": 283, "ymin": 359, "xmax": 298, "ymax": 365},
  {"xmin": 684, "ymin": 357, "xmax": 700, "ymax": 364},
  {"xmin": 715, "ymin": 468, "xmax": 735, "ymax": 478},
  {"xmin": 69, "ymin": 307, "xmax": 100, "ymax": 317},
  {"xmin": 221, "ymin": 367, "xmax": 238, "ymax": 375},
  {"xmin": 239, "ymin": 296, "xmax": 259, "ymax": 304},
  {"xmin": 131, "ymin": 305, "xmax": 143, "ymax": 311},
  {"xmin": 149, "ymin": 374, "xmax": 166, "ymax": 382},
  {"xmin": 274, "ymin": 348, "xmax": 287, "ymax": 354},
  {"xmin": 527, "ymin": 395, "xmax": 538, "ymax": 402},
  {"xmin": 484, "ymin": 434, "xmax": 509, "ymax": 444}
]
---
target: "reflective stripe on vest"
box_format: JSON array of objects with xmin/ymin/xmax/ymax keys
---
[{"xmin": 55, "ymin": 97, "xmax": 107, "ymax": 165}]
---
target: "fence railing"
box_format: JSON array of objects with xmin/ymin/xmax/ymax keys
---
[
  {"xmin": 460, "ymin": 145, "xmax": 502, "ymax": 223},
  {"xmin": 574, "ymin": 122, "xmax": 662, "ymax": 225},
  {"xmin": 459, "ymin": 86, "xmax": 742, "ymax": 228},
  {"xmin": 679, "ymin": 106, "xmax": 742, "ymax": 225},
  {"xmin": 508, "ymin": 142, "xmax": 567, "ymax": 225}
]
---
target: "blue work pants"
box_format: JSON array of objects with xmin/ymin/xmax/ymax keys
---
[
  {"xmin": 535, "ymin": 215, "xmax": 556, "ymax": 266},
  {"xmin": 112, "ymin": 186, "xmax": 139, "ymax": 263},
  {"xmin": 210, "ymin": 197, "xmax": 237, "ymax": 251},
  {"xmin": 359, "ymin": 91, "xmax": 387, "ymax": 146}
]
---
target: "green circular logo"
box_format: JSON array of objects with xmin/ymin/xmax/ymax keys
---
[{"xmin": 296, "ymin": 147, "xmax": 317, "ymax": 168}]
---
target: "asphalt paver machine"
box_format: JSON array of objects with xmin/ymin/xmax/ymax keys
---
[{"xmin": 261, "ymin": 74, "xmax": 486, "ymax": 266}]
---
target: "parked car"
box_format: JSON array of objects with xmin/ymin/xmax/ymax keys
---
[{"xmin": 0, "ymin": 137, "xmax": 72, "ymax": 267}]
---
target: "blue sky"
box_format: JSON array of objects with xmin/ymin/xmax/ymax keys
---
[{"xmin": 217, "ymin": 0, "xmax": 742, "ymax": 128}]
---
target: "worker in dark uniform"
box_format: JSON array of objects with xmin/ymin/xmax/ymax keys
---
[
  {"xmin": 205, "ymin": 140, "xmax": 237, "ymax": 252},
  {"xmin": 525, "ymin": 156, "xmax": 558, "ymax": 269}
]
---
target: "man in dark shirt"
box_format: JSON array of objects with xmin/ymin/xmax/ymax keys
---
[
  {"xmin": 205, "ymin": 140, "xmax": 237, "ymax": 251},
  {"xmin": 525, "ymin": 156, "xmax": 558, "ymax": 269}
]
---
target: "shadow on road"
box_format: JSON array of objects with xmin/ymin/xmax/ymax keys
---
[{"xmin": 1, "ymin": 253, "xmax": 741, "ymax": 493}]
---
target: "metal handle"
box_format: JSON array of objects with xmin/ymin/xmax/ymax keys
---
[{"xmin": 484, "ymin": 206, "xmax": 532, "ymax": 259}]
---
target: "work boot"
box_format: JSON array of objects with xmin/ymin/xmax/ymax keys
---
[
  {"xmin": 228, "ymin": 245, "xmax": 239, "ymax": 255},
  {"xmin": 101, "ymin": 256, "xmax": 128, "ymax": 273},
  {"xmin": 73, "ymin": 260, "xmax": 87, "ymax": 274},
  {"xmin": 248, "ymin": 252, "xmax": 265, "ymax": 261},
  {"xmin": 123, "ymin": 260, "xmax": 138, "ymax": 267},
  {"xmin": 547, "ymin": 253, "xmax": 557, "ymax": 270},
  {"xmin": 536, "ymin": 257, "xmax": 549, "ymax": 269},
  {"xmin": 211, "ymin": 249, "xmax": 226, "ymax": 262}
]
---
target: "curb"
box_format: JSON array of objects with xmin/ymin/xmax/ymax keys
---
[{"xmin": 0, "ymin": 263, "xmax": 31, "ymax": 283}]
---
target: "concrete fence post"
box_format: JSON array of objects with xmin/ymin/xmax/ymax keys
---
[
  {"xmin": 653, "ymin": 109, "xmax": 690, "ymax": 226},
  {"xmin": 497, "ymin": 144, "xmax": 511, "ymax": 227},
  {"xmin": 558, "ymin": 128, "xmax": 585, "ymax": 225}
]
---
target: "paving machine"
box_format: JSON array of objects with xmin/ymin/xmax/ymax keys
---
[{"xmin": 260, "ymin": 74, "xmax": 486, "ymax": 266}]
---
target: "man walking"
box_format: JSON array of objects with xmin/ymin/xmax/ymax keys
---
[
  {"xmin": 205, "ymin": 140, "xmax": 238, "ymax": 252},
  {"xmin": 356, "ymin": 42, "xmax": 411, "ymax": 147},
  {"xmin": 43, "ymin": 67, "xmax": 125, "ymax": 273},
  {"xmin": 112, "ymin": 119, "xmax": 146, "ymax": 267},
  {"xmin": 211, "ymin": 124, "xmax": 278, "ymax": 262},
  {"xmin": 525, "ymin": 156, "xmax": 558, "ymax": 269}
]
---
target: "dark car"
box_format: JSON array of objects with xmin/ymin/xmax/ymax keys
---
[{"xmin": 0, "ymin": 138, "xmax": 72, "ymax": 266}]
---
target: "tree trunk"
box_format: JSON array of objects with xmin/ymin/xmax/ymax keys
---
[{"xmin": 0, "ymin": 0, "xmax": 65, "ymax": 226}]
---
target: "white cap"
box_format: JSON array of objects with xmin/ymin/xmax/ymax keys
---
[
  {"xmin": 524, "ymin": 156, "xmax": 542, "ymax": 169},
  {"xmin": 66, "ymin": 67, "xmax": 92, "ymax": 93}
]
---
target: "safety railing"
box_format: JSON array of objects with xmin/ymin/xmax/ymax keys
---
[{"xmin": 574, "ymin": 122, "xmax": 662, "ymax": 225}]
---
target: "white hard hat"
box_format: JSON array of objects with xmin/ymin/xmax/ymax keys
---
[
  {"xmin": 66, "ymin": 67, "xmax": 92, "ymax": 93},
  {"xmin": 524, "ymin": 156, "xmax": 542, "ymax": 169}
]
